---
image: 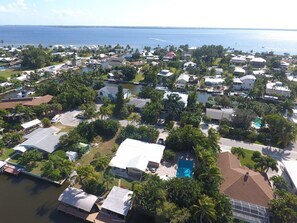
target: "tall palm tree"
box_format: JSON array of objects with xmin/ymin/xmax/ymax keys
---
[
  {"xmin": 231, "ymin": 147, "xmax": 246, "ymax": 159},
  {"xmin": 191, "ymin": 195, "xmax": 217, "ymax": 223},
  {"xmin": 254, "ymin": 156, "xmax": 278, "ymax": 173}
]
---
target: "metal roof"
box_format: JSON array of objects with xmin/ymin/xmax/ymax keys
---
[
  {"xmin": 58, "ymin": 187, "xmax": 98, "ymax": 212},
  {"xmin": 20, "ymin": 127, "xmax": 65, "ymax": 153},
  {"xmin": 101, "ymin": 186, "xmax": 133, "ymax": 216},
  {"xmin": 21, "ymin": 119, "xmax": 41, "ymax": 129}
]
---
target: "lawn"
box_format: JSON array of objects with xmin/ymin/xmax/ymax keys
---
[
  {"xmin": 0, "ymin": 69, "xmax": 22, "ymax": 80},
  {"xmin": 132, "ymin": 73, "xmax": 144, "ymax": 82},
  {"xmin": 238, "ymin": 148, "xmax": 256, "ymax": 168},
  {"xmin": 0, "ymin": 148, "xmax": 15, "ymax": 160}
]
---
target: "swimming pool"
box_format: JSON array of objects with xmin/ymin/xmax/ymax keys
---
[
  {"xmin": 176, "ymin": 159, "xmax": 193, "ymax": 178},
  {"xmin": 252, "ymin": 117, "xmax": 262, "ymax": 129}
]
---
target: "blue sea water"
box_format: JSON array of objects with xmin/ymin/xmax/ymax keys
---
[{"xmin": 1, "ymin": 26, "xmax": 297, "ymax": 54}]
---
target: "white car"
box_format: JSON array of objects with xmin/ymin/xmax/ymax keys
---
[{"xmin": 51, "ymin": 114, "xmax": 61, "ymax": 123}]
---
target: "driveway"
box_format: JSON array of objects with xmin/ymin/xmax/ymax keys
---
[{"xmin": 60, "ymin": 110, "xmax": 83, "ymax": 127}]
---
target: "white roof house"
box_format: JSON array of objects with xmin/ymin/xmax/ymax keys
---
[
  {"xmin": 163, "ymin": 91, "xmax": 188, "ymax": 107},
  {"xmin": 282, "ymin": 160, "xmax": 297, "ymax": 193},
  {"xmin": 234, "ymin": 75, "xmax": 256, "ymax": 90},
  {"xmin": 21, "ymin": 119, "xmax": 41, "ymax": 130},
  {"xmin": 266, "ymin": 82, "xmax": 291, "ymax": 98},
  {"xmin": 175, "ymin": 73, "xmax": 193, "ymax": 89},
  {"xmin": 58, "ymin": 187, "xmax": 98, "ymax": 213},
  {"xmin": 231, "ymin": 56, "xmax": 246, "ymax": 64},
  {"xmin": 183, "ymin": 61, "xmax": 197, "ymax": 70},
  {"xmin": 206, "ymin": 108, "xmax": 234, "ymax": 121},
  {"xmin": 251, "ymin": 57, "xmax": 266, "ymax": 68},
  {"xmin": 109, "ymin": 138, "xmax": 165, "ymax": 172},
  {"xmin": 205, "ymin": 75, "xmax": 224, "ymax": 87},
  {"xmin": 234, "ymin": 67, "xmax": 246, "ymax": 75},
  {"xmin": 101, "ymin": 186, "xmax": 133, "ymax": 217},
  {"xmin": 158, "ymin": 69, "xmax": 173, "ymax": 78}
]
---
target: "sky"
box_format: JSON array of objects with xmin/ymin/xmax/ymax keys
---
[{"xmin": 0, "ymin": 0, "xmax": 297, "ymax": 29}]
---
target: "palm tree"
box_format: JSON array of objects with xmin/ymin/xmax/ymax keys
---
[
  {"xmin": 231, "ymin": 147, "xmax": 246, "ymax": 159},
  {"xmin": 103, "ymin": 174, "xmax": 114, "ymax": 190},
  {"xmin": 279, "ymin": 99, "xmax": 294, "ymax": 117},
  {"xmin": 164, "ymin": 94, "xmax": 184, "ymax": 120},
  {"xmin": 191, "ymin": 195, "xmax": 217, "ymax": 223},
  {"xmin": 129, "ymin": 113, "xmax": 140, "ymax": 125},
  {"xmin": 254, "ymin": 156, "xmax": 278, "ymax": 173},
  {"xmin": 98, "ymin": 106, "xmax": 112, "ymax": 120}
]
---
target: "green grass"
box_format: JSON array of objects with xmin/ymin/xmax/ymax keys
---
[
  {"xmin": 132, "ymin": 73, "xmax": 144, "ymax": 82},
  {"xmin": 238, "ymin": 148, "xmax": 256, "ymax": 168},
  {"xmin": 0, "ymin": 69, "xmax": 22, "ymax": 79},
  {"xmin": 0, "ymin": 148, "xmax": 15, "ymax": 160}
]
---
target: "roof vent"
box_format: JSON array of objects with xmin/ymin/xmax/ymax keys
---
[{"xmin": 244, "ymin": 172, "xmax": 249, "ymax": 182}]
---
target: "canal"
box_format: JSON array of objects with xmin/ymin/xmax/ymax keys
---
[{"xmin": 0, "ymin": 174, "xmax": 84, "ymax": 223}]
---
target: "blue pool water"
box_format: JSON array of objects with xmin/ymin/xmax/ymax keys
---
[
  {"xmin": 252, "ymin": 117, "xmax": 263, "ymax": 129},
  {"xmin": 176, "ymin": 159, "xmax": 193, "ymax": 178}
]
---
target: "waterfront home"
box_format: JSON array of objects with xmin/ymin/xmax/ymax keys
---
[
  {"xmin": 101, "ymin": 57, "xmax": 125, "ymax": 69},
  {"xmin": 233, "ymin": 75, "xmax": 256, "ymax": 91},
  {"xmin": 204, "ymin": 75, "xmax": 224, "ymax": 87},
  {"xmin": 163, "ymin": 91, "xmax": 188, "ymax": 107},
  {"xmin": 250, "ymin": 57, "xmax": 266, "ymax": 68},
  {"xmin": 58, "ymin": 187, "xmax": 99, "ymax": 220},
  {"xmin": 266, "ymin": 81, "xmax": 291, "ymax": 98},
  {"xmin": 183, "ymin": 61, "xmax": 197, "ymax": 70},
  {"xmin": 230, "ymin": 56, "xmax": 246, "ymax": 65},
  {"xmin": 157, "ymin": 69, "xmax": 173, "ymax": 78},
  {"xmin": 175, "ymin": 73, "xmax": 195, "ymax": 89},
  {"xmin": 0, "ymin": 95, "xmax": 53, "ymax": 110},
  {"xmin": 109, "ymin": 138, "xmax": 165, "ymax": 179},
  {"xmin": 15, "ymin": 126, "xmax": 65, "ymax": 154},
  {"xmin": 218, "ymin": 152, "xmax": 273, "ymax": 223},
  {"xmin": 98, "ymin": 86, "xmax": 130, "ymax": 101},
  {"xmin": 233, "ymin": 67, "xmax": 246, "ymax": 76},
  {"xmin": 101, "ymin": 186, "xmax": 133, "ymax": 221},
  {"xmin": 206, "ymin": 108, "xmax": 234, "ymax": 122},
  {"xmin": 282, "ymin": 160, "xmax": 297, "ymax": 194}
]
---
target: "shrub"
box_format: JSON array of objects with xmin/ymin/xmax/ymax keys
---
[
  {"xmin": 163, "ymin": 150, "xmax": 176, "ymax": 162},
  {"xmin": 42, "ymin": 117, "xmax": 51, "ymax": 127}
]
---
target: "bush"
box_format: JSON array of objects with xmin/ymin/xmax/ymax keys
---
[
  {"xmin": 163, "ymin": 150, "xmax": 176, "ymax": 162},
  {"xmin": 117, "ymin": 125, "xmax": 159, "ymax": 143},
  {"xmin": 94, "ymin": 156, "xmax": 110, "ymax": 171},
  {"xmin": 42, "ymin": 117, "xmax": 51, "ymax": 127}
]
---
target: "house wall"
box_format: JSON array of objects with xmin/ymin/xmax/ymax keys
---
[
  {"xmin": 241, "ymin": 79, "xmax": 255, "ymax": 90},
  {"xmin": 266, "ymin": 88, "xmax": 291, "ymax": 97},
  {"xmin": 251, "ymin": 61, "xmax": 265, "ymax": 68},
  {"xmin": 127, "ymin": 168, "xmax": 143, "ymax": 177}
]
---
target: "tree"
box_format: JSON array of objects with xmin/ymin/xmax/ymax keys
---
[
  {"xmin": 263, "ymin": 114, "xmax": 297, "ymax": 148},
  {"xmin": 191, "ymin": 195, "xmax": 217, "ymax": 223},
  {"xmin": 114, "ymin": 85, "xmax": 125, "ymax": 118},
  {"xmin": 164, "ymin": 93, "xmax": 185, "ymax": 121},
  {"xmin": 270, "ymin": 176, "xmax": 288, "ymax": 191},
  {"xmin": 98, "ymin": 105, "xmax": 112, "ymax": 119},
  {"xmin": 254, "ymin": 155, "xmax": 278, "ymax": 173},
  {"xmin": 21, "ymin": 45, "xmax": 51, "ymax": 69},
  {"xmin": 19, "ymin": 150, "xmax": 43, "ymax": 170},
  {"xmin": 231, "ymin": 147, "xmax": 246, "ymax": 159},
  {"xmin": 121, "ymin": 65, "xmax": 137, "ymax": 81},
  {"xmin": 41, "ymin": 117, "xmax": 51, "ymax": 127},
  {"xmin": 269, "ymin": 191, "xmax": 297, "ymax": 223},
  {"xmin": 141, "ymin": 101, "xmax": 163, "ymax": 124}
]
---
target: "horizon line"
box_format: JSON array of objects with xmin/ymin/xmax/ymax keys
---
[{"xmin": 1, "ymin": 25, "xmax": 297, "ymax": 31}]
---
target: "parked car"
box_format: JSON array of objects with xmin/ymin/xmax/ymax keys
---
[
  {"xmin": 75, "ymin": 113, "xmax": 87, "ymax": 119},
  {"xmin": 149, "ymin": 167, "xmax": 157, "ymax": 173},
  {"xmin": 51, "ymin": 114, "xmax": 61, "ymax": 123},
  {"xmin": 157, "ymin": 138, "xmax": 165, "ymax": 145}
]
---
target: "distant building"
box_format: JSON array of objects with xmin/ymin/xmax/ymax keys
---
[
  {"xmin": 0, "ymin": 95, "xmax": 53, "ymax": 110},
  {"xmin": 233, "ymin": 75, "xmax": 256, "ymax": 91},
  {"xmin": 233, "ymin": 67, "xmax": 246, "ymax": 76},
  {"xmin": 127, "ymin": 97, "xmax": 151, "ymax": 112},
  {"xmin": 280, "ymin": 61, "xmax": 289, "ymax": 69},
  {"xmin": 208, "ymin": 67, "xmax": 223, "ymax": 75},
  {"xmin": 218, "ymin": 152, "xmax": 273, "ymax": 223},
  {"xmin": 250, "ymin": 57, "xmax": 266, "ymax": 68},
  {"xmin": 157, "ymin": 69, "xmax": 173, "ymax": 78},
  {"xmin": 175, "ymin": 73, "xmax": 197, "ymax": 89},
  {"xmin": 163, "ymin": 91, "xmax": 188, "ymax": 107},
  {"xmin": 183, "ymin": 61, "xmax": 197, "ymax": 70},
  {"xmin": 98, "ymin": 86, "xmax": 130, "ymax": 101},
  {"xmin": 231, "ymin": 56, "xmax": 246, "ymax": 65},
  {"xmin": 163, "ymin": 51, "xmax": 176, "ymax": 60},
  {"xmin": 266, "ymin": 81, "xmax": 291, "ymax": 97},
  {"xmin": 206, "ymin": 108, "xmax": 234, "ymax": 121}
]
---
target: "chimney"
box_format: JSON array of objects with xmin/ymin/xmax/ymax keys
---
[{"xmin": 244, "ymin": 172, "xmax": 249, "ymax": 182}]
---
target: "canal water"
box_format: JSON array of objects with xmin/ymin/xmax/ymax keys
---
[{"xmin": 0, "ymin": 174, "xmax": 84, "ymax": 223}]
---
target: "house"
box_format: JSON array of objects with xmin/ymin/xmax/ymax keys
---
[
  {"xmin": 15, "ymin": 127, "xmax": 65, "ymax": 154},
  {"xmin": 280, "ymin": 61, "xmax": 289, "ymax": 69},
  {"xmin": 175, "ymin": 73, "xmax": 196, "ymax": 89},
  {"xmin": 98, "ymin": 86, "xmax": 130, "ymax": 101},
  {"xmin": 230, "ymin": 56, "xmax": 246, "ymax": 65},
  {"xmin": 233, "ymin": 75, "xmax": 256, "ymax": 91},
  {"xmin": 218, "ymin": 152, "xmax": 273, "ymax": 223},
  {"xmin": 101, "ymin": 186, "xmax": 133, "ymax": 221},
  {"xmin": 127, "ymin": 98, "xmax": 151, "ymax": 112},
  {"xmin": 206, "ymin": 108, "xmax": 234, "ymax": 121},
  {"xmin": 208, "ymin": 67, "xmax": 223, "ymax": 75},
  {"xmin": 163, "ymin": 91, "xmax": 188, "ymax": 107},
  {"xmin": 233, "ymin": 67, "xmax": 246, "ymax": 76},
  {"xmin": 250, "ymin": 58, "xmax": 266, "ymax": 68},
  {"xmin": 0, "ymin": 95, "xmax": 53, "ymax": 110},
  {"xmin": 282, "ymin": 160, "xmax": 297, "ymax": 194},
  {"xmin": 58, "ymin": 187, "xmax": 98, "ymax": 218},
  {"xmin": 204, "ymin": 75, "xmax": 224, "ymax": 87},
  {"xmin": 163, "ymin": 51, "xmax": 176, "ymax": 60},
  {"xmin": 266, "ymin": 81, "xmax": 291, "ymax": 98},
  {"xmin": 109, "ymin": 138, "xmax": 165, "ymax": 179},
  {"xmin": 183, "ymin": 61, "xmax": 197, "ymax": 70},
  {"xmin": 157, "ymin": 69, "xmax": 173, "ymax": 78},
  {"xmin": 101, "ymin": 57, "xmax": 125, "ymax": 69}
]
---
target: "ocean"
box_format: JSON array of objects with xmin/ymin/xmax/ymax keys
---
[{"xmin": 1, "ymin": 26, "xmax": 297, "ymax": 54}]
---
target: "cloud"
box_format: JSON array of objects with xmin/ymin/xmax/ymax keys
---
[
  {"xmin": 50, "ymin": 8, "xmax": 90, "ymax": 17},
  {"xmin": 0, "ymin": 0, "xmax": 27, "ymax": 13}
]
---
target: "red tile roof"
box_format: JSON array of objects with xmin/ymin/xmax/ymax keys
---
[{"xmin": 0, "ymin": 95, "xmax": 53, "ymax": 109}]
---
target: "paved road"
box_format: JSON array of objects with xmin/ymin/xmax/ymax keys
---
[
  {"xmin": 60, "ymin": 110, "xmax": 83, "ymax": 127},
  {"xmin": 219, "ymin": 137, "xmax": 297, "ymax": 161}
]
